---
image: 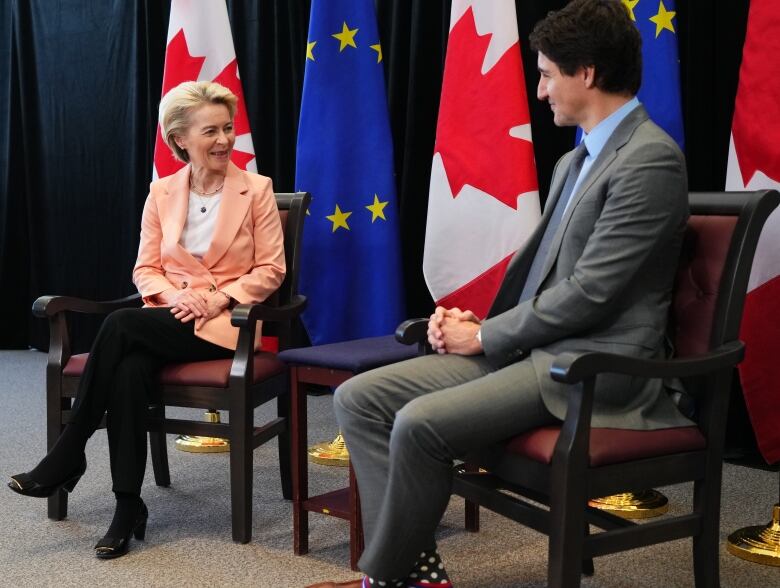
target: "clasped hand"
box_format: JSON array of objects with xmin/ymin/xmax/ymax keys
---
[
  {"xmin": 427, "ymin": 306, "xmax": 483, "ymax": 356},
  {"xmin": 160, "ymin": 288, "xmax": 230, "ymax": 329}
]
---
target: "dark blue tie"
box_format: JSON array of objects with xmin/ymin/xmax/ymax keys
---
[{"xmin": 519, "ymin": 142, "xmax": 589, "ymax": 303}]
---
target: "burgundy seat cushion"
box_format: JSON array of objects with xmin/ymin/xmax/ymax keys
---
[
  {"xmin": 506, "ymin": 425, "xmax": 706, "ymax": 467},
  {"xmin": 63, "ymin": 351, "xmax": 286, "ymax": 388}
]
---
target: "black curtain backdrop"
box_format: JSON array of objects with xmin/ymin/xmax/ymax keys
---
[{"xmin": 1, "ymin": 0, "xmax": 750, "ymax": 355}]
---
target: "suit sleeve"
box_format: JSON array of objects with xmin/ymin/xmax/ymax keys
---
[
  {"xmin": 220, "ymin": 178, "xmax": 286, "ymax": 304},
  {"xmin": 481, "ymin": 140, "xmax": 687, "ymax": 364},
  {"xmin": 132, "ymin": 191, "xmax": 176, "ymax": 304}
]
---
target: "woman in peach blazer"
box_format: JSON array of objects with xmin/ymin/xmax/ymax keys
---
[
  {"xmin": 134, "ymin": 151, "xmax": 284, "ymax": 351},
  {"xmin": 9, "ymin": 81, "xmax": 284, "ymax": 559}
]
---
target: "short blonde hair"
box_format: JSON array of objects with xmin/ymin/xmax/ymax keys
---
[{"xmin": 158, "ymin": 81, "xmax": 238, "ymax": 163}]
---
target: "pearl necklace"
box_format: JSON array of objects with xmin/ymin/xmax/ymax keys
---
[{"xmin": 190, "ymin": 174, "xmax": 225, "ymax": 213}]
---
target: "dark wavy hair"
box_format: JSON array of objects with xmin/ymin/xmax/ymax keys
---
[{"xmin": 529, "ymin": 0, "xmax": 642, "ymax": 95}]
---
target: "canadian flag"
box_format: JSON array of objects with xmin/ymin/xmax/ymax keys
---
[
  {"xmin": 725, "ymin": 0, "xmax": 780, "ymax": 463},
  {"xmin": 423, "ymin": 0, "xmax": 540, "ymax": 318},
  {"xmin": 153, "ymin": 0, "xmax": 256, "ymax": 179}
]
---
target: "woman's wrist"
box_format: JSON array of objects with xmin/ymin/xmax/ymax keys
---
[
  {"xmin": 217, "ymin": 290, "xmax": 234, "ymax": 310},
  {"xmin": 157, "ymin": 288, "xmax": 177, "ymax": 305}
]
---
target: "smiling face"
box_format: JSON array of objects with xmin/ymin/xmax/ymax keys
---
[
  {"xmin": 175, "ymin": 103, "xmax": 235, "ymax": 174},
  {"xmin": 536, "ymin": 51, "xmax": 590, "ymax": 129}
]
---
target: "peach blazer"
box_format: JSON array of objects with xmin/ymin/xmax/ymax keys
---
[{"xmin": 132, "ymin": 162, "xmax": 286, "ymax": 350}]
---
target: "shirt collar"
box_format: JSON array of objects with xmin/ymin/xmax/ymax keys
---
[{"xmin": 581, "ymin": 96, "xmax": 640, "ymax": 160}]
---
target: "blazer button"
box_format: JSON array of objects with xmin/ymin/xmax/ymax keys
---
[
  {"xmin": 181, "ymin": 281, "xmax": 188, "ymax": 289},
  {"xmin": 208, "ymin": 285, "xmax": 216, "ymax": 293}
]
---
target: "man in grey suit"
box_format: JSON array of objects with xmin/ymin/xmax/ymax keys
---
[{"xmin": 309, "ymin": 1, "xmax": 692, "ymax": 587}]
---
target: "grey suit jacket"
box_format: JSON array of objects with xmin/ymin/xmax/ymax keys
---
[{"xmin": 481, "ymin": 105, "xmax": 694, "ymax": 430}]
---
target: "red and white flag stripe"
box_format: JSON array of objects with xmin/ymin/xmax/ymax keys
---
[
  {"xmin": 725, "ymin": 0, "xmax": 780, "ymax": 464},
  {"xmin": 423, "ymin": 0, "xmax": 540, "ymax": 319},
  {"xmin": 153, "ymin": 0, "xmax": 255, "ymax": 179}
]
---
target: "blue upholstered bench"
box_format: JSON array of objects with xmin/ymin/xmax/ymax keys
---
[{"xmin": 278, "ymin": 334, "xmax": 419, "ymax": 570}]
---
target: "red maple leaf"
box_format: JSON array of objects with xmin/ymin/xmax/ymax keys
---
[
  {"xmin": 154, "ymin": 30, "xmax": 255, "ymax": 177},
  {"xmin": 437, "ymin": 253, "xmax": 514, "ymax": 319},
  {"xmin": 162, "ymin": 29, "xmax": 206, "ymax": 94},
  {"xmin": 731, "ymin": 1, "xmax": 780, "ymax": 185},
  {"xmin": 229, "ymin": 148, "xmax": 256, "ymax": 170},
  {"xmin": 155, "ymin": 29, "xmax": 206, "ymax": 178},
  {"xmin": 213, "ymin": 59, "xmax": 251, "ymax": 137},
  {"xmin": 435, "ymin": 7, "xmax": 537, "ymax": 209}
]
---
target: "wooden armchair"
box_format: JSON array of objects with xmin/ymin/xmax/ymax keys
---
[
  {"xmin": 33, "ymin": 191, "xmax": 310, "ymax": 544},
  {"xmin": 396, "ymin": 190, "xmax": 779, "ymax": 587}
]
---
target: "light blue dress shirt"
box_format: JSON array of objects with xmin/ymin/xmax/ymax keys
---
[{"xmin": 565, "ymin": 97, "xmax": 641, "ymax": 212}]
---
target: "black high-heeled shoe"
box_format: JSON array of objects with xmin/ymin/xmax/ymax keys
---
[
  {"xmin": 94, "ymin": 499, "xmax": 148, "ymax": 559},
  {"xmin": 7, "ymin": 456, "xmax": 87, "ymax": 498}
]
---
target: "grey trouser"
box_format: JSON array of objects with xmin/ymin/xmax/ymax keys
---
[{"xmin": 333, "ymin": 352, "xmax": 559, "ymax": 579}]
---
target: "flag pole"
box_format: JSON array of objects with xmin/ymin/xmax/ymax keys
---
[
  {"xmin": 308, "ymin": 430, "xmax": 350, "ymax": 467},
  {"xmin": 175, "ymin": 410, "xmax": 231, "ymax": 453},
  {"xmin": 727, "ymin": 473, "xmax": 780, "ymax": 566}
]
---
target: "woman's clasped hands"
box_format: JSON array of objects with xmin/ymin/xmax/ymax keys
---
[{"xmin": 160, "ymin": 287, "xmax": 230, "ymax": 329}]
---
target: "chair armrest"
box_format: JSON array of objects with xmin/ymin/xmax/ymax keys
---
[
  {"xmin": 550, "ymin": 340, "xmax": 745, "ymax": 384},
  {"xmin": 32, "ymin": 293, "xmax": 142, "ymax": 318},
  {"xmin": 395, "ymin": 318, "xmax": 428, "ymax": 345},
  {"xmin": 230, "ymin": 294, "xmax": 307, "ymax": 328}
]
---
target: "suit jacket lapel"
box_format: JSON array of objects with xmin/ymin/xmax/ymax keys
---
[
  {"xmin": 157, "ymin": 164, "xmax": 191, "ymax": 252},
  {"xmin": 488, "ymin": 155, "xmax": 570, "ymax": 317},
  {"xmin": 201, "ymin": 162, "xmax": 250, "ymax": 269},
  {"xmin": 536, "ymin": 105, "xmax": 650, "ymax": 284}
]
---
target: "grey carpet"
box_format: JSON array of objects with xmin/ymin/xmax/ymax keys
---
[{"xmin": 0, "ymin": 350, "xmax": 778, "ymax": 587}]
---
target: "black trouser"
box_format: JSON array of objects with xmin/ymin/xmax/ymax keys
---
[{"xmin": 70, "ymin": 307, "xmax": 232, "ymax": 494}]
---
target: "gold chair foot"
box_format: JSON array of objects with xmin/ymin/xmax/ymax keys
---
[
  {"xmin": 308, "ymin": 432, "xmax": 350, "ymax": 467},
  {"xmin": 588, "ymin": 489, "xmax": 669, "ymax": 519},
  {"xmin": 727, "ymin": 504, "xmax": 780, "ymax": 566},
  {"xmin": 174, "ymin": 410, "xmax": 230, "ymax": 453}
]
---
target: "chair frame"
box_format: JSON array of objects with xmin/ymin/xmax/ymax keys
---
[
  {"xmin": 33, "ymin": 191, "xmax": 310, "ymax": 544},
  {"xmin": 396, "ymin": 190, "xmax": 779, "ymax": 588}
]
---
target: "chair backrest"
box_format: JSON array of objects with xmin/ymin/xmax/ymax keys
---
[
  {"xmin": 671, "ymin": 190, "xmax": 779, "ymax": 359},
  {"xmin": 273, "ymin": 192, "xmax": 311, "ymax": 306},
  {"xmin": 260, "ymin": 192, "xmax": 310, "ymax": 345}
]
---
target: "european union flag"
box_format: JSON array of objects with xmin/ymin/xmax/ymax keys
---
[
  {"xmin": 295, "ymin": 0, "xmax": 404, "ymax": 345},
  {"xmin": 630, "ymin": 0, "xmax": 684, "ymax": 148},
  {"xmin": 576, "ymin": 1, "xmax": 684, "ymax": 149}
]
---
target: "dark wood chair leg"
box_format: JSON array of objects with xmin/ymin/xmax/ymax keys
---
[
  {"xmin": 230, "ymin": 385, "xmax": 253, "ymax": 544},
  {"xmin": 291, "ymin": 369, "xmax": 309, "ymax": 555},
  {"xmin": 148, "ymin": 406, "xmax": 170, "ymax": 487},
  {"xmin": 349, "ymin": 463, "xmax": 364, "ymax": 571},
  {"xmin": 582, "ymin": 524, "xmax": 594, "ymax": 576},
  {"xmin": 464, "ymin": 463, "xmax": 480, "ymax": 532},
  {"xmin": 465, "ymin": 498, "xmax": 480, "ymax": 532},
  {"xmin": 277, "ymin": 383, "xmax": 293, "ymax": 500},
  {"xmin": 47, "ymin": 396, "xmax": 68, "ymax": 521},
  {"xmin": 692, "ymin": 475, "xmax": 721, "ymax": 588},
  {"xmin": 548, "ymin": 477, "xmax": 586, "ymax": 588}
]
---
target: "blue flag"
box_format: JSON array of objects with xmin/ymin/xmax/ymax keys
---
[
  {"xmin": 295, "ymin": 0, "xmax": 404, "ymax": 345},
  {"xmin": 577, "ymin": 1, "xmax": 684, "ymax": 149},
  {"xmin": 631, "ymin": 0, "xmax": 684, "ymax": 148}
]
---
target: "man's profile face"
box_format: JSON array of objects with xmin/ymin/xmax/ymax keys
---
[{"xmin": 536, "ymin": 52, "xmax": 588, "ymax": 128}]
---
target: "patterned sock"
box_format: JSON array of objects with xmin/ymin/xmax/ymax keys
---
[
  {"xmin": 405, "ymin": 550, "xmax": 453, "ymax": 587},
  {"xmin": 363, "ymin": 577, "xmax": 404, "ymax": 587}
]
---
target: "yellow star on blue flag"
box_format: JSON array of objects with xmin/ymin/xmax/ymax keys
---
[
  {"xmin": 295, "ymin": 0, "xmax": 404, "ymax": 344},
  {"xmin": 636, "ymin": 0, "xmax": 684, "ymax": 147},
  {"xmin": 586, "ymin": 0, "xmax": 684, "ymax": 148}
]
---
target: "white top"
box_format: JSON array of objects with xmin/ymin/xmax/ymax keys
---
[{"xmin": 179, "ymin": 191, "xmax": 222, "ymax": 260}]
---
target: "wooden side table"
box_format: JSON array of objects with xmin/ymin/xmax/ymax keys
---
[{"xmin": 279, "ymin": 335, "xmax": 419, "ymax": 570}]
